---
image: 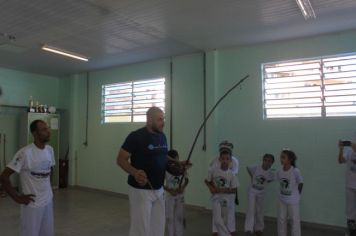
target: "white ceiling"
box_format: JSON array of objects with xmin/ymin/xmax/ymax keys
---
[{"xmin": 1, "ymin": 0, "xmax": 356, "ymax": 76}]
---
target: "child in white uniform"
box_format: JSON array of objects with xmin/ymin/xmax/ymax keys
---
[
  {"xmin": 244, "ymin": 153, "xmax": 275, "ymax": 236},
  {"xmin": 209, "ymin": 140, "xmax": 239, "ymax": 234},
  {"xmin": 164, "ymin": 150, "xmax": 189, "ymax": 236},
  {"xmin": 338, "ymin": 140, "xmax": 356, "ymax": 236},
  {"xmin": 276, "ymin": 149, "xmax": 303, "ymax": 236},
  {"xmin": 205, "ymin": 150, "xmax": 238, "ymax": 236}
]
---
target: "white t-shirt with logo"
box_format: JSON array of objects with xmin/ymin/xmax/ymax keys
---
[
  {"xmin": 165, "ymin": 172, "xmax": 185, "ymax": 191},
  {"xmin": 207, "ymin": 166, "xmax": 238, "ymax": 202},
  {"xmin": 7, "ymin": 143, "xmax": 55, "ymax": 208},
  {"xmin": 276, "ymin": 166, "xmax": 303, "ymax": 205},
  {"xmin": 343, "ymin": 147, "xmax": 356, "ymax": 190},
  {"xmin": 248, "ymin": 165, "xmax": 275, "ymax": 195}
]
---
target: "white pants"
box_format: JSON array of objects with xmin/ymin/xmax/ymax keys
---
[
  {"xmin": 347, "ymin": 188, "xmax": 356, "ymax": 220},
  {"xmin": 20, "ymin": 201, "xmax": 54, "ymax": 236},
  {"xmin": 212, "ymin": 195, "xmax": 235, "ymax": 236},
  {"xmin": 128, "ymin": 186, "xmax": 165, "ymax": 236},
  {"xmin": 244, "ymin": 191, "xmax": 265, "ymax": 232},
  {"xmin": 277, "ymin": 201, "xmax": 301, "ymax": 236},
  {"xmin": 166, "ymin": 193, "xmax": 184, "ymax": 236}
]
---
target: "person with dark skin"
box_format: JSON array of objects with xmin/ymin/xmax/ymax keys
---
[{"xmin": 0, "ymin": 120, "xmax": 55, "ymax": 236}]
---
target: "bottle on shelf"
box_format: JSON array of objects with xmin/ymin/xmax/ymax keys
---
[
  {"xmin": 28, "ymin": 96, "xmax": 35, "ymax": 112},
  {"xmin": 35, "ymin": 101, "xmax": 39, "ymax": 113}
]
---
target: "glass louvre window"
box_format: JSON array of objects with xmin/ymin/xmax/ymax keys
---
[
  {"xmin": 263, "ymin": 53, "xmax": 356, "ymax": 118},
  {"xmin": 102, "ymin": 78, "xmax": 165, "ymax": 123}
]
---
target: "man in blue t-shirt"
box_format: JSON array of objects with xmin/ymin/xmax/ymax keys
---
[{"xmin": 117, "ymin": 107, "xmax": 168, "ymax": 236}]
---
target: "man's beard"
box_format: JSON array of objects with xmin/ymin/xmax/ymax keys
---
[{"xmin": 152, "ymin": 125, "xmax": 163, "ymax": 133}]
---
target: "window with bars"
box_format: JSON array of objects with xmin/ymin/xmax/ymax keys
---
[
  {"xmin": 263, "ymin": 53, "xmax": 356, "ymax": 118},
  {"xmin": 102, "ymin": 78, "xmax": 165, "ymax": 123}
]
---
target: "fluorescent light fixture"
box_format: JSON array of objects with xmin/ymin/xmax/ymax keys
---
[
  {"xmin": 41, "ymin": 45, "xmax": 89, "ymax": 61},
  {"xmin": 296, "ymin": 0, "xmax": 316, "ymax": 20}
]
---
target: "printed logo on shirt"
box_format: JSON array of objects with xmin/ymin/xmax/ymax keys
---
[
  {"xmin": 252, "ymin": 175, "xmax": 266, "ymax": 191},
  {"xmin": 169, "ymin": 176, "xmax": 181, "ymax": 189},
  {"xmin": 13, "ymin": 156, "xmax": 22, "ymax": 166},
  {"xmin": 280, "ymin": 178, "xmax": 291, "ymax": 196},
  {"xmin": 213, "ymin": 176, "xmax": 228, "ymax": 188},
  {"xmin": 147, "ymin": 144, "xmax": 168, "ymax": 150}
]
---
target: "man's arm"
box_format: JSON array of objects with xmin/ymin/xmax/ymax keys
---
[
  {"xmin": 116, "ymin": 148, "xmax": 147, "ymax": 186},
  {"xmin": 0, "ymin": 167, "xmax": 35, "ymax": 205}
]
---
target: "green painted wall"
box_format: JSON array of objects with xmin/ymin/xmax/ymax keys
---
[
  {"xmin": 66, "ymin": 30, "xmax": 356, "ymax": 228},
  {"xmin": 0, "ymin": 67, "xmax": 71, "ymax": 187},
  {"xmin": 68, "ymin": 56, "xmax": 211, "ymax": 208},
  {"xmin": 0, "ymin": 67, "xmax": 62, "ymax": 108},
  {"xmin": 214, "ymin": 30, "xmax": 356, "ymax": 227}
]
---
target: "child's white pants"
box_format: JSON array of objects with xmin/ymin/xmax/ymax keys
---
[
  {"xmin": 244, "ymin": 191, "xmax": 265, "ymax": 232},
  {"xmin": 212, "ymin": 195, "xmax": 235, "ymax": 236},
  {"xmin": 166, "ymin": 193, "xmax": 184, "ymax": 236},
  {"xmin": 277, "ymin": 201, "xmax": 301, "ymax": 236}
]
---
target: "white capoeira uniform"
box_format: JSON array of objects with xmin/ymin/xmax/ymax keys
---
[
  {"xmin": 165, "ymin": 172, "xmax": 186, "ymax": 236},
  {"xmin": 208, "ymin": 166, "xmax": 238, "ymax": 236},
  {"xmin": 7, "ymin": 143, "xmax": 55, "ymax": 236},
  {"xmin": 244, "ymin": 165, "xmax": 275, "ymax": 233},
  {"xmin": 276, "ymin": 166, "xmax": 303, "ymax": 236},
  {"xmin": 343, "ymin": 147, "xmax": 356, "ymax": 221},
  {"xmin": 209, "ymin": 156, "xmax": 239, "ymax": 234}
]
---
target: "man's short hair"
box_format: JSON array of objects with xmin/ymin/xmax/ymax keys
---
[
  {"xmin": 30, "ymin": 120, "xmax": 45, "ymax": 133},
  {"xmin": 146, "ymin": 107, "xmax": 163, "ymax": 118}
]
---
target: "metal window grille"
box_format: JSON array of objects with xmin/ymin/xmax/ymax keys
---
[
  {"xmin": 102, "ymin": 78, "xmax": 165, "ymax": 123},
  {"xmin": 263, "ymin": 53, "xmax": 356, "ymax": 118}
]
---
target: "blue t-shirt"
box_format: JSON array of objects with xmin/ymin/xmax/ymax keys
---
[{"xmin": 122, "ymin": 127, "xmax": 168, "ymax": 189}]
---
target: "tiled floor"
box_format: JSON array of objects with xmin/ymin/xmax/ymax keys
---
[{"xmin": 0, "ymin": 188, "xmax": 344, "ymax": 235}]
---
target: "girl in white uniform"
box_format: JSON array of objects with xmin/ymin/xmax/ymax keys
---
[
  {"xmin": 206, "ymin": 150, "xmax": 238, "ymax": 236},
  {"xmin": 164, "ymin": 150, "xmax": 189, "ymax": 236},
  {"xmin": 276, "ymin": 149, "xmax": 304, "ymax": 236},
  {"xmin": 244, "ymin": 153, "xmax": 275, "ymax": 235}
]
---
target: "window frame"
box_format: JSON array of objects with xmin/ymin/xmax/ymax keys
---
[
  {"xmin": 262, "ymin": 52, "xmax": 356, "ymax": 119},
  {"xmin": 101, "ymin": 77, "xmax": 166, "ymax": 124}
]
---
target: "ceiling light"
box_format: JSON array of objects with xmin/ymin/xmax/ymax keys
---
[
  {"xmin": 41, "ymin": 45, "xmax": 89, "ymax": 62},
  {"xmin": 296, "ymin": 0, "xmax": 316, "ymax": 20}
]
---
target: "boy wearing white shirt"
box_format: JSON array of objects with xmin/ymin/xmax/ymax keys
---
[
  {"xmin": 244, "ymin": 153, "xmax": 275, "ymax": 235},
  {"xmin": 338, "ymin": 141, "xmax": 356, "ymax": 236},
  {"xmin": 209, "ymin": 140, "xmax": 239, "ymax": 235},
  {"xmin": 0, "ymin": 120, "xmax": 55, "ymax": 236},
  {"xmin": 206, "ymin": 150, "xmax": 238, "ymax": 236},
  {"xmin": 164, "ymin": 149, "xmax": 189, "ymax": 236}
]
